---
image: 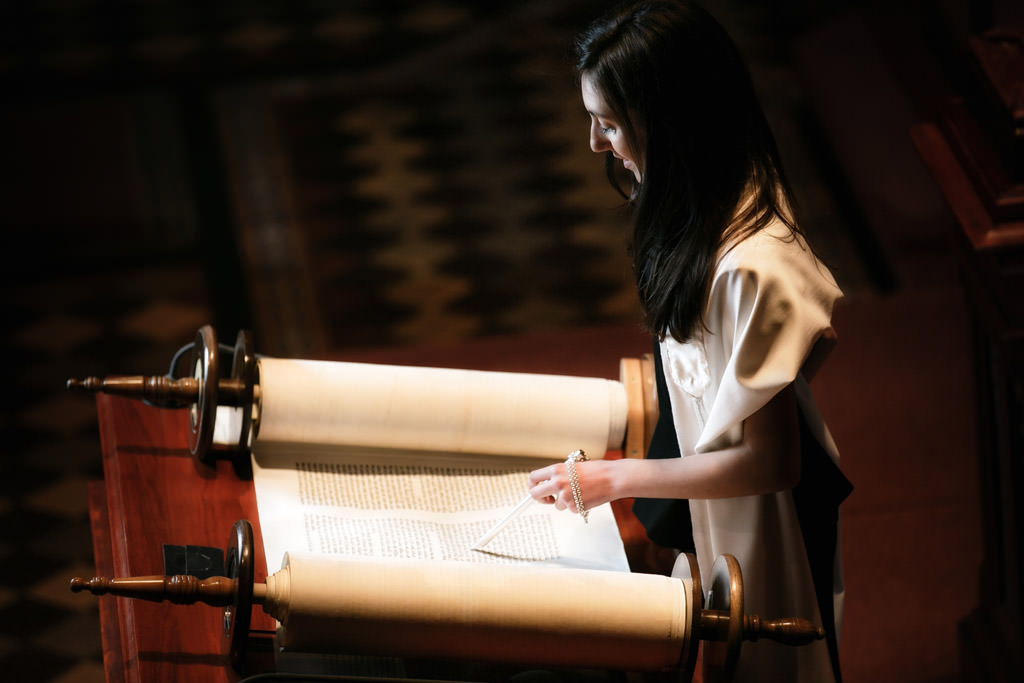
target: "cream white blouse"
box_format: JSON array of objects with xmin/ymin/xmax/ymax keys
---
[{"xmin": 660, "ymin": 219, "xmax": 844, "ymax": 683}]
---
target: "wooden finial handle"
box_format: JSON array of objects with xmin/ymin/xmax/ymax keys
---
[
  {"xmin": 67, "ymin": 376, "xmax": 200, "ymax": 405},
  {"xmin": 70, "ymin": 575, "xmax": 237, "ymax": 607},
  {"xmin": 66, "ymin": 375, "xmax": 249, "ymax": 406},
  {"xmin": 742, "ymin": 614, "xmax": 825, "ymax": 646}
]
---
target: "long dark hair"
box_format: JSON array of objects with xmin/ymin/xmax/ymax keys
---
[{"xmin": 577, "ymin": 0, "xmax": 802, "ymax": 342}]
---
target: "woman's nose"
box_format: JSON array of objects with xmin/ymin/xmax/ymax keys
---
[{"xmin": 589, "ymin": 123, "xmax": 609, "ymax": 153}]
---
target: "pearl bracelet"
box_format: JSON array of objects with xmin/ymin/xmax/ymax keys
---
[{"xmin": 566, "ymin": 449, "xmax": 588, "ymax": 523}]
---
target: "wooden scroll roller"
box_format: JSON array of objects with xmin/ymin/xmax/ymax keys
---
[
  {"xmin": 67, "ymin": 324, "xmax": 659, "ymax": 479},
  {"xmin": 70, "ymin": 520, "xmax": 824, "ymax": 683}
]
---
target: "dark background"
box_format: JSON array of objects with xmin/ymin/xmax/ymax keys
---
[{"xmin": 2, "ymin": 1, "xmax": 1021, "ymax": 681}]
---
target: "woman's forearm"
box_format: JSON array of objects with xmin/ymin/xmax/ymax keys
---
[
  {"xmin": 529, "ymin": 384, "xmax": 800, "ymax": 512},
  {"xmin": 610, "ymin": 442, "xmax": 797, "ymax": 500}
]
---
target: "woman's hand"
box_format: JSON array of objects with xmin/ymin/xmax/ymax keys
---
[{"xmin": 527, "ymin": 459, "xmax": 618, "ymax": 514}]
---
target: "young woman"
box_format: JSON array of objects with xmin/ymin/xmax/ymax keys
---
[{"xmin": 528, "ymin": 2, "xmax": 852, "ymax": 681}]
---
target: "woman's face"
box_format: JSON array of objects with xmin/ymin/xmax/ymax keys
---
[{"xmin": 581, "ymin": 74, "xmax": 642, "ymax": 182}]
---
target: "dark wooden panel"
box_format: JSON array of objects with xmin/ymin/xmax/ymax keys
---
[{"xmin": 94, "ymin": 393, "xmax": 275, "ymax": 683}]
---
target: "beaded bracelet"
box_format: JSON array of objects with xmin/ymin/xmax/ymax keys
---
[{"xmin": 565, "ymin": 449, "xmax": 588, "ymax": 523}]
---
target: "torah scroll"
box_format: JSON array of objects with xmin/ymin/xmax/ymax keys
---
[{"xmin": 248, "ymin": 358, "xmax": 634, "ymax": 574}]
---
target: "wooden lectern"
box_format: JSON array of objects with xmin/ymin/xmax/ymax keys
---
[{"xmin": 89, "ymin": 393, "xmax": 277, "ymax": 682}]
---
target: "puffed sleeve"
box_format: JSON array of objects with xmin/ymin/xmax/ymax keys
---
[{"xmin": 694, "ymin": 231, "xmax": 842, "ymax": 452}]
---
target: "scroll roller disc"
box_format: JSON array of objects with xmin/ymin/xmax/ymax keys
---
[
  {"xmin": 702, "ymin": 554, "xmax": 744, "ymax": 683},
  {"xmin": 228, "ymin": 329, "xmax": 257, "ymax": 478},
  {"xmin": 189, "ymin": 324, "xmax": 219, "ymax": 466},
  {"xmin": 224, "ymin": 519, "xmax": 255, "ymax": 673}
]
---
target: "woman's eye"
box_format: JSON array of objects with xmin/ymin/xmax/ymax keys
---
[{"xmin": 600, "ymin": 126, "xmax": 615, "ymax": 135}]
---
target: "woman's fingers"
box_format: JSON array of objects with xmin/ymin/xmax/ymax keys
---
[
  {"xmin": 543, "ymin": 484, "xmax": 573, "ymax": 513},
  {"xmin": 530, "ymin": 462, "xmax": 589, "ymax": 513},
  {"xmin": 531, "ymin": 480, "xmax": 560, "ymax": 505},
  {"xmin": 529, "ymin": 471, "xmax": 566, "ymax": 508},
  {"xmin": 528, "ymin": 464, "xmax": 557, "ymax": 486}
]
